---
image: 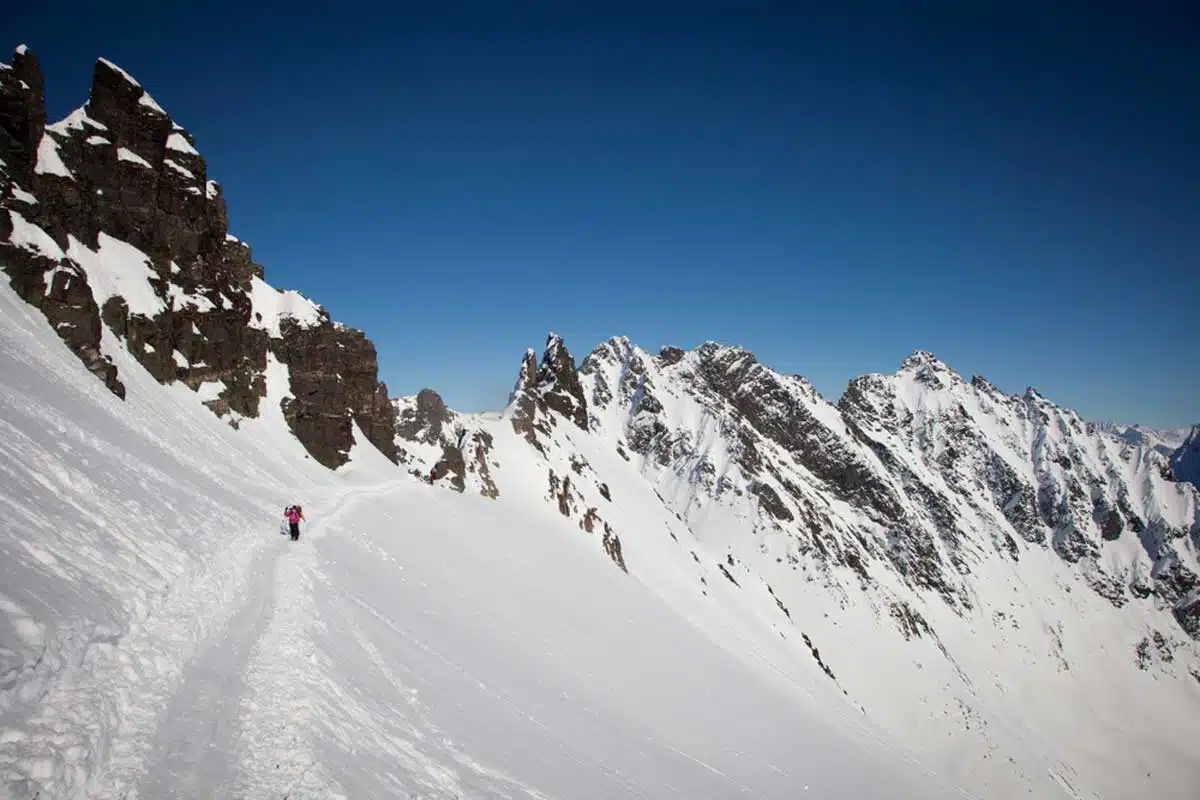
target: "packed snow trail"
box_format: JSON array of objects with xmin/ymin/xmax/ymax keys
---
[{"xmin": 134, "ymin": 534, "xmax": 280, "ymax": 798}]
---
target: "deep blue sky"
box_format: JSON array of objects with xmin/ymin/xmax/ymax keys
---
[{"xmin": 9, "ymin": 3, "xmax": 1198, "ymax": 425}]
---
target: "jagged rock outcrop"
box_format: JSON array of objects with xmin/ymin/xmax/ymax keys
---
[
  {"xmin": 508, "ymin": 334, "xmax": 589, "ymax": 450},
  {"xmin": 272, "ymin": 319, "xmax": 397, "ymax": 468},
  {"xmin": 0, "ymin": 46, "xmax": 397, "ymax": 468},
  {"xmin": 392, "ymin": 388, "xmax": 499, "ymax": 497}
]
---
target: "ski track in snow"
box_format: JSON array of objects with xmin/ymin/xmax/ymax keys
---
[
  {"xmin": 227, "ymin": 482, "xmax": 399, "ymax": 799},
  {"xmin": 135, "ymin": 541, "xmax": 277, "ymax": 798},
  {"xmin": 0, "ymin": 523, "xmax": 271, "ymax": 798}
]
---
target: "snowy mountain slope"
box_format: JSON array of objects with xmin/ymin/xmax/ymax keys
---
[
  {"xmin": 0, "ymin": 280, "xmax": 968, "ymax": 798},
  {"xmin": 4, "ymin": 39, "xmax": 1199, "ymax": 800},
  {"xmin": 388, "ymin": 333, "xmax": 1200, "ymax": 799}
]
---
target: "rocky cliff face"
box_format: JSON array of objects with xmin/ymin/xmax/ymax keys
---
[{"xmin": 0, "ymin": 46, "xmax": 396, "ymax": 469}]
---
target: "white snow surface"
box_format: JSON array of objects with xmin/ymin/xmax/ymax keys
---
[
  {"xmin": 9, "ymin": 186, "xmax": 37, "ymax": 205},
  {"xmin": 247, "ymin": 275, "xmax": 325, "ymax": 337},
  {"xmin": 66, "ymin": 233, "xmax": 164, "ymax": 318},
  {"xmin": 117, "ymin": 148, "xmax": 152, "ymax": 168},
  {"xmin": 165, "ymin": 131, "xmax": 199, "ymax": 156},
  {"xmin": 34, "ymin": 136, "xmax": 73, "ymax": 179},
  {"xmin": 45, "ymin": 107, "xmax": 108, "ymax": 137},
  {"xmin": 163, "ymin": 158, "xmax": 194, "ymax": 179},
  {"xmin": 164, "ymin": 282, "xmax": 215, "ymax": 312},
  {"xmin": 7, "ymin": 211, "xmax": 63, "ymax": 260},
  {"xmin": 138, "ymin": 92, "xmax": 166, "ymax": 115},
  {"xmin": 0, "ymin": 281, "xmax": 964, "ymax": 798}
]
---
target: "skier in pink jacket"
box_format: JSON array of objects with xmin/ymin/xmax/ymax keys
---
[{"xmin": 284, "ymin": 505, "xmax": 305, "ymax": 541}]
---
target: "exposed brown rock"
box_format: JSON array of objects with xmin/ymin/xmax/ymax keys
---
[{"xmin": 1, "ymin": 47, "xmax": 399, "ymax": 469}]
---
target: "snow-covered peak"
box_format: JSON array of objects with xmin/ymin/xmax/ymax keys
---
[
  {"xmin": 900, "ymin": 349, "xmax": 940, "ymax": 368},
  {"xmin": 542, "ymin": 331, "xmax": 569, "ymax": 365},
  {"xmin": 897, "ymin": 349, "xmax": 964, "ymax": 384},
  {"xmin": 580, "ymin": 335, "xmax": 646, "ymax": 375},
  {"xmin": 96, "ymin": 56, "xmax": 142, "ymax": 88},
  {"xmin": 1023, "ymin": 385, "xmax": 1047, "ymax": 402},
  {"xmin": 15, "ymin": 44, "xmax": 29, "ymax": 56}
]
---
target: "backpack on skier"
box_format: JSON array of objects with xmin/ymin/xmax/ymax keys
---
[{"xmin": 283, "ymin": 505, "xmax": 305, "ymax": 541}]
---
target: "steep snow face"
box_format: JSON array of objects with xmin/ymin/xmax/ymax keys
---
[
  {"xmin": 528, "ymin": 335, "xmax": 1200, "ymax": 799},
  {"xmin": 0, "ymin": 281, "xmax": 961, "ymax": 799},
  {"xmin": 842, "ymin": 356, "xmax": 1199, "ymax": 611},
  {"xmin": 1171, "ymin": 426, "xmax": 1200, "ymax": 488}
]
